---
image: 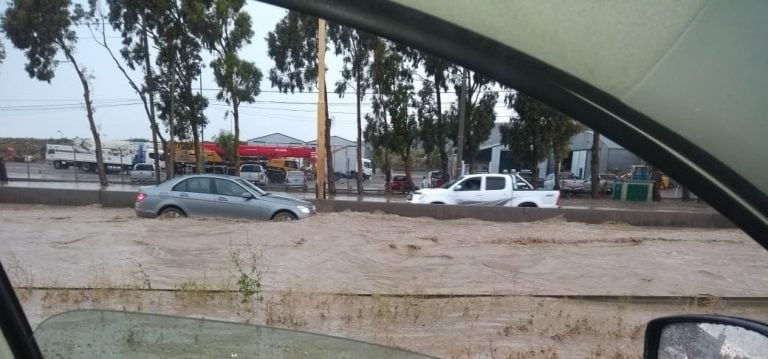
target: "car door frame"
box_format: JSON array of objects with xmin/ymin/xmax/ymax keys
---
[
  {"xmin": 452, "ymin": 176, "xmax": 483, "ymax": 204},
  {"xmin": 211, "ymin": 178, "xmax": 266, "ymax": 220},
  {"xmin": 483, "ymin": 175, "xmax": 511, "ymax": 202},
  {"xmin": 170, "ymin": 177, "xmax": 219, "ymax": 217}
]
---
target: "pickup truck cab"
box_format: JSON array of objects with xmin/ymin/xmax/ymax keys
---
[
  {"xmin": 129, "ymin": 163, "xmax": 166, "ymax": 184},
  {"xmin": 409, "ymin": 173, "xmax": 560, "ymax": 208},
  {"xmin": 239, "ymin": 164, "xmax": 269, "ymax": 186}
]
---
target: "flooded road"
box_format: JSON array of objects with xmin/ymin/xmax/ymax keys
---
[
  {"xmin": 3, "ymin": 204, "xmax": 766, "ymax": 358},
  {"xmin": 1, "ymin": 204, "xmax": 763, "ymax": 296}
]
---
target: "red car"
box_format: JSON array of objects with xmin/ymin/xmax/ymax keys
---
[{"xmin": 386, "ymin": 175, "xmax": 416, "ymax": 192}]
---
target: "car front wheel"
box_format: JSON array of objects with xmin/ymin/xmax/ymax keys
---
[{"xmin": 272, "ymin": 211, "xmax": 297, "ymax": 221}]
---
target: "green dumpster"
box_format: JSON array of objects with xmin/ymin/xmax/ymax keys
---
[
  {"xmin": 613, "ymin": 181, "xmax": 654, "ymax": 202},
  {"xmin": 612, "ymin": 182, "xmax": 622, "ymax": 200}
]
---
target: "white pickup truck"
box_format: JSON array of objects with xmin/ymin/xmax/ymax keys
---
[
  {"xmin": 239, "ymin": 164, "xmax": 269, "ymax": 186},
  {"xmin": 408, "ymin": 173, "xmax": 560, "ymax": 208},
  {"xmin": 129, "ymin": 163, "xmax": 166, "ymax": 184}
]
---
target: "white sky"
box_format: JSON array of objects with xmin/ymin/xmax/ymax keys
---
[{"xmin": 0, "ymin": 1, "xmax": 511, "ymax": 143}]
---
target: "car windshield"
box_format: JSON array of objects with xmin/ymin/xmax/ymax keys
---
[
  {"xmin": 1, "ymin": 2, "xmax": 764, "ymax": 359},
  {"xmin": 441, "ymin": 176, "xmax": 463, "ymax": 189},
  {"xmin": 235, "ymin": 177, "xmax": 267, "ymax": 195},
  {"xmin": 241, "ymin": 165, "xmax": 261, "ymax": 172}
]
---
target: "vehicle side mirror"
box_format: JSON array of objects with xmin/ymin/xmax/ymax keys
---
[
  {"xmin": 241, "ymin": 192, "xmax": 254, "ymax": 200},
  {"xmin": 453, "ymin": 185, "xmax": 462, "ymax": 191},
  {"xmin": 643, "ymin": 315, "xmax": 768, "ymax": 359}
]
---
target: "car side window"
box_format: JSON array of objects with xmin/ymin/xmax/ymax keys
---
[
  {"xmin": 457, "ymin": 177, "xmax": 481, "ymax": 191},
  {"xmin": 213, "ymin": 179, "xmax": 246, "ymax": 197},
  {"xmin": 173, "ymin": 177, "xmax": 212, "ymax": 194},
  {"xmin": 486, "ymin": 177, "xmax": 506, "ymax": 190},
  {"xmin": 516, "ymin": 181, "xmax": 532, "ymax": 190}
]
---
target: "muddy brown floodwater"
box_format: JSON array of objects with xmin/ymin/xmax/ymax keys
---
[{"xmin": 2, "ymin": 204, "xmax": 767, "ymax": 358}]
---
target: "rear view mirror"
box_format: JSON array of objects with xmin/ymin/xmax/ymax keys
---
[
  {"xmin": 241, "ymin": 192, "xmax": 254, "ymax": 200},
  {"xmin": 644, "ymin": 315, "xmax": 768, "ymax": 359},
  {"xmin": 453, "ymin": 185, "xmax": 462, "ymax": 191}
]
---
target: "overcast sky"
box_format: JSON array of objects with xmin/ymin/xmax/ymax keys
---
[{"xmin": 0, "ymin": 1, "xmax": 511, "ymax": 143}]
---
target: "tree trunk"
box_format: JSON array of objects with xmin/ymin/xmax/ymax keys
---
[
  {"xmin": 62, "ymin": 45, "xmax": 108, "ymax": 188},
  {"xmin": 355, "ymin": 72, "xmax": 364, "ymax": 195},
  {"xmin": 404, "ymin": 151, "xmax": 412, "ymax": 190},
  {"xmin": 233, "ymin": 100, "xmax": 241, "ymax": 176},
  {"xmin": 553, "ymin": 150, "xmax": 562, "ymax": 190},
  {"xmin": 167, "ymin": 75, "xmax": 176, "ymax": 180},
  {"xmin": 141, "ymin": 25, "xmax": 163, "ymax": 183},
  {"xmin": 530, "ymin": 145, "xmax": 539, "ymax": 186},
  {"xmin": 591, "ymin": 130, "xmax": 601, "ymax": 198},
  {"xmin": 455, "ymin": 68, "xmax": 467, "ymax": 176},
  {"xmin": 435, "ymin": 75, "xmax": 448, "ymax": 177},
  {"xmin": 323, "ymin": 81, "xmax": 335, "ymax": 194},
  {"xmin": 383, "ymin": 107, "xmax": 391, "ymax": 189}
]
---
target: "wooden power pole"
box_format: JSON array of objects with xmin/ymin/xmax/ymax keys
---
[{"xmin": 316, "ymin": 19, "xmax": 327, "ymax": 200}]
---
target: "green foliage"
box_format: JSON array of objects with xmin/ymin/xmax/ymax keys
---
[
  {"xmin": 1, "ymin": 0, "xmax": 92, "ymax": 82},
  {"xmin": 444, "ymin": 71, "xmax": 498, "ymax": 169},
  {"xmin": 0, "ymin": 40, "xmax": 5, "ymax": 64},
  {"xmin": 105, "ymin": 0, "xmax": 173, "ymax": 70},
  {"xmin": 501, "ymin": 92, "xmax": 582, "ymax": 180},
  {"xmin": 181, "ymin": 0, "xmax": 252, "ymax": 55},
  {"xmin": 229, "ymin": 246, "xmax": 264, "ymax": 303},
  {"xmin": 415, "ymin": 79, "xmax": 440, "ymax": 155},
  {"xmin": 211, "ymin": 53, "xmax": 263, "ymax": 106},
  {"xmin": 330, "ymin": 26, "xmax": 379, "ymax": 192},
  {"xmin": 182, "ymin": 0, "xmax": 258, "ymax": 170},
  {"xmin": 266, "ymin": 12, "xmax": 319, "ymax": 94},
  {"xmin": 213, "ymin": 130, "xmax": 235, "ymax": 163}
]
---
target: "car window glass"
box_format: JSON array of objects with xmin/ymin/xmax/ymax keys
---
[
  {"xmin": 486, "ymin": 177, "xmax": 506, "ymax": 190},
  {"xmin": 241, "ymin": 165, "xmax": 256, "ymax": 172},
  {"xmin": 178, "ymin": 177, "xmax": 212, "ymax": 194},
  {"xmin": 214, "ymin": 179, "xmax": 245, "ymax": 197},
  {"xmin": 458, "ymin": 177, "xmax": 481, "ymax": 191},
  {"xmin": 171, "ymin": 180, "xmax": 187, "ymax": 192}
]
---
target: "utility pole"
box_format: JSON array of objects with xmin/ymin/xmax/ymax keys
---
[
  {"xmin": 456, "ymin": 67, "xmax": 468, "ymax": 176},
  {"xmin": 316, "ymin": 18, "xmax": 328, "ymax": 200}
]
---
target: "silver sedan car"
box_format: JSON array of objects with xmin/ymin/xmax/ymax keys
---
[{"xmin": 135, "ymin": 174, "xmax": 316, "ymax": 221}]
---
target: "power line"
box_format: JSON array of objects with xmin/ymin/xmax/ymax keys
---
[{"xmin": 0, "ymin": 101, "xmax": 142, "ymax": 111}]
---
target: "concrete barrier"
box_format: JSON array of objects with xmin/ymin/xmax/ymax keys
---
[
  {"xmin": 0, "ymin": 186, "xmax": 735, "ymax": 229},
  {"xmin": 100, "ymin": 191, "xmax": 137, "ymax": 208},
  {"xmin": 315, "ymin": 200, "xmax": 736, "ymax": 229},
  {"xmin": 0, "ymin": 186, "xmax": 101, "ymax": 207}
]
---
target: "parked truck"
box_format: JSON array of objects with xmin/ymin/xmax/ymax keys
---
[
  {"xmin": 330, "ymin": 146, "xmax": 373, "ymax": 180},
  {"xmin": 46, "ymin": 144, "xmax": 134, "ymax": 173},
  {"xmin": 132, "ymin": 143, "xmax": 165, "ymax": 170},
  {"xmin": 408, "ymin": 172, "xmax": 560, "ymax": 208},
  {"xmin": 130, "ymin": 163, "xmax": 166, "ymax": 184},
  {"xmin": 239, "ymin": 163, "xmax": 269, "ymax": 186}
]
